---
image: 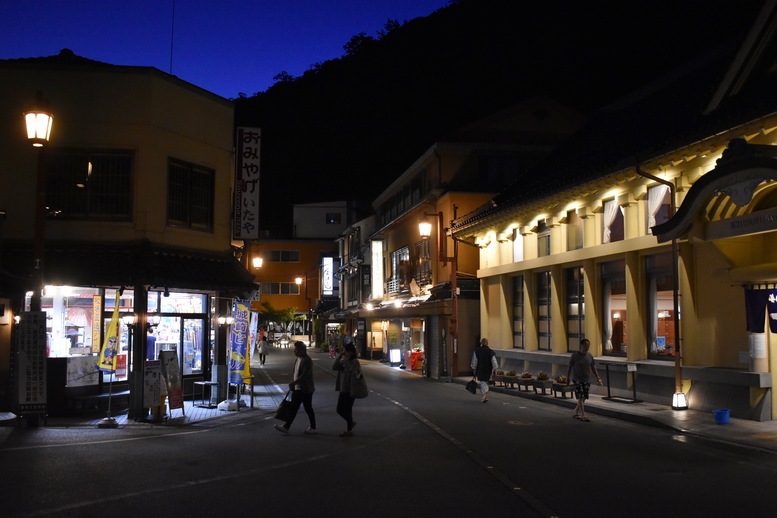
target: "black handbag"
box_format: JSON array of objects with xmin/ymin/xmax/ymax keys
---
[
  {"xmin": 466, "ymin": 378, "xmax": 478, "ymax": 394},
  {"xmin": 274, "ymin": 390, "xmax": 293, "ymax": 421},
  {"xmin": 351, "ymin": 373, "xmax": 369, "ymax": 399}
]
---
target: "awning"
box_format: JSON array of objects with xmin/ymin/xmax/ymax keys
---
[{"xmin": 0, "ymin": 240, "xmax": 256, "ymax": 296}]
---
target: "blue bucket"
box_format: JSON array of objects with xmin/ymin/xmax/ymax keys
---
[{"xmin": 713, "ymin": 408, "xmax": 730, "ymax": 425}]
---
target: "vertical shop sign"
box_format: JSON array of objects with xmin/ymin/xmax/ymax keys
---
[
  {"xmin": 143, "ymin": 360, "xmax": 162, "ymax": 408},
  {"xmin": 228, "ymin": 299, "xmax": 250, "ymax": 384},
  {"xmin": 248, "ymin": 310, "xmax": 258, "ymax": 365},
  {"xmin": 322, "ymin": 257, "xmax": 334, "ymax": 295},
  {"xmin": 159, "ymin": 351, "xmax": 184, "ymax": 411},
  {"xmin": 15, "ymin": 311, "xmax": 47, "ymax": 415},
  {"xmin": 233, "ymin": 127, "xmax": 261, "ymax": 240},
  {"xmin": 91, "ymin": 294, "xmax": 102, "ymax": 354}
]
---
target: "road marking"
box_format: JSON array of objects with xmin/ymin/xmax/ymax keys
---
[{"xmin": 374, "ymin": 390, "xmax": 558, "ymax": 518}]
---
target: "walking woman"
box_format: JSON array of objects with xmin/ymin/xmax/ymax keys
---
[{"xmin": 332, "ymin": 338, "xmax": 361, "ymax": 437}]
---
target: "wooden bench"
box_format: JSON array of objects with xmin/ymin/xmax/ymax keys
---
[{"xmin": 66, "ymin": 390, "xmax": 130, "ymax": 415}]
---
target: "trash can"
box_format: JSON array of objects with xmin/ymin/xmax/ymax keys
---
[{"xmin": 713, "ymin": 408, "xmax": 730, "ymax": 425}]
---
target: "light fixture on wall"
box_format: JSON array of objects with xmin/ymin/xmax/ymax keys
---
[
  {"xmin": 145, "ymin": 314, "xmax": 161, "ymax": 331},
  {"xmin": 253, "ymin": 256, "xmax": 263, "ymax": 268},
  {"xmin": 218, "ymin": 315, "xmax": 234, "ymax": 326}
]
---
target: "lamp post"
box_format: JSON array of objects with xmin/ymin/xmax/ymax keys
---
[
  {"xmin": 17, "ymin": 92, "xmax": 53, "ymax": 428},
  {"xmin": 420, "ymin": 209, "xmax": 458, "ymax": 378},
  {"xmin": 25, "ymin": 91, "xmax": 54, "ymax": 312},
  {"xmin": 637, "ymin": 167, "xmax": 686, "ymax": 410},
  {"xmin": 295, "ymin": 275, "xmax": 313, "ymax": 346}
]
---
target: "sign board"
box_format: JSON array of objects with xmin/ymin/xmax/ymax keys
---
[
  {"xmin": 66, "ymin": 356, "xmax": 99, "ymax": 387},
  {"xmin": 233, "ymin": 127, "xmax": 261, "ymax": 240},
  {"xmin": 159, "ymin": 351, "xmax": 184, "ymax": 411},
  {"xmin": 627, "ymin": 363, "xmax": 637, "ymax": 372},
  {"xmin": 15, "ymin": 311, "xmax": 47, "ymax": 415},
  {"xmin": 143, "ymin": 360, "xmax": 162, "ymax": 407}
]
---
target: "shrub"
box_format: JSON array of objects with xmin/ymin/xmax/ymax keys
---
[
  {"xmin": 520, "ymin": 371, "xmax": 533, "ymax": 379},
  {"xmin": 537, "ymin": 371, "xmax": 550, "ymax": 381}
]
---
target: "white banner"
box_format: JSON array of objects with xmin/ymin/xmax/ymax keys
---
[{"xmin": 233, "ymin": 127, "xmax": 261, "ymax": 240}]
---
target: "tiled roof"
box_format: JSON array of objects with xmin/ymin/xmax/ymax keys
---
[
  {"xmin": 451, "ymin": 31, "xmax": 777, "ymax": 235},
  {"xmin": 0, "ymin": 48, "xmax": 115, "ymax": 67}
]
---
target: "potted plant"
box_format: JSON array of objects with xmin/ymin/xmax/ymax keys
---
[
  {"xmin": 494, "ymin": 369, "xmax": 506, "ymax": 385},
  {"xmin": 516, "ymin": 371, "xmax": 534, "ymax": 391},
  {"xmin": 533, "ymin": 371, "xmax": 553, "ymax": 394}
]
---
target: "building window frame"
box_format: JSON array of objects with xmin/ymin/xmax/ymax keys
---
[
  {"xmin": 646, "ymin": 252, "xmax": 676, "ymax": 360},
  {"xmin": 646, "ymin": 184, "xmax": 671, "ymax": 235},
  {"xmin": 512, "ymin": 275, "xmax": 525, "ymax": 349},
  {"xmin": 602, "ymin": 259, "xmax": 627, "ymax": 356},
  {"xmin": 537, "ymin": 219, "xmax": 550, "ymax": 257},
  {"xmin": 537, "ymin": 271, "xmax": 552, "ymax": 351},
  {"xmin": 388, "ymin": 246, "xmax": 410, "ymax": 294},
  {"xmin": 167, "ymin": 158, "xmax": 215, "ymax": 232},
  {"xmin": 46, "ymin": 149, "xmax": 133, "ymax": 221},
  {"xmin": 566, "ymin": 209, "xmax": 584, "ymax": 251},
  {"xmin": 602, "ymin": 198, "xmax": 624, "ymax": 244},
  {"xmin": 269, "ymin": 250, "xmax": 300, "ymax": 263},
  {"xmin": 566, "ymin": 266, "xmax": 585, "ymax": 352},
  {"xmin": 414, "ymin": 239, "xmax": 432, "ymax": 287}
]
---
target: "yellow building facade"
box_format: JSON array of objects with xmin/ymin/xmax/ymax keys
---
[{"xmin": 452, "ymin": 24, "xmax": 777, "ymax": 419}]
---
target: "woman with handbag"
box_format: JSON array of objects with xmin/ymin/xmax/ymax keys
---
[
  {"xmin": 274, "ymin": 341, "xmax": 317, "ymax": 434},
  {"xmin": 471, "ymin": 338, "xmax": 498, "ymax": 403},
  {"xmin": 332, "ymin": 338, "xmax": 364, "ymax": 437}
]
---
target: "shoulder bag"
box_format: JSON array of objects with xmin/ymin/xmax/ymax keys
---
[
  {"xmin": 350, "ymin": 373, "xmax": 369, "ymax": 399},
  {"xmin": 274, "ymin": 390, "xmax": 293, "ymax": 421}
]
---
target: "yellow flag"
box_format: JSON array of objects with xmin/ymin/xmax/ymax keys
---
[{"xmin": 97, "ymin": 290, "xmax": 121, "ymax": 372}]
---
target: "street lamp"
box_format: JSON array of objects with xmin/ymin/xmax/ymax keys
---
[
  {"xmin": 16, "ymin": 92, "xmax": 54, "ymax": 428},
  {"xmin": 419, "ymin": 210, "xmax": 458, "ymax": 377},
  {"xmin": 294, "ymin": 276, "xmax": 312, "ymax": 345},
  {"xmin": 25, "ymin": 91, "xmax": 54, "ymax": 148},
  {"xmin": 637, "ymin": 166, "xmax": 687, "ymax": 410},
  {"xmin": 25, "ymin": 92, "xmax": 53, "ymax": 312}
]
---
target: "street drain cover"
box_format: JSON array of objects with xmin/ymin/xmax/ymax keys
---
[{"xmin": 507, "ymin": 420, "xmax": 533, "ymax": 426}]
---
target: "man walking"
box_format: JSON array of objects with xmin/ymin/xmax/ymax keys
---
[
  {"xmin": 274, "ymin": 341, "xmax": 317, "ymax": 434},
  {"xmin": 566, "ymin": 338, "xmax": 603, "ymax": 421}
]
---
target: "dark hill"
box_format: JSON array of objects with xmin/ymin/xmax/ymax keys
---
[{"xmin": 235, "ymin": 0, "xmax": 762, "ymax": 237}]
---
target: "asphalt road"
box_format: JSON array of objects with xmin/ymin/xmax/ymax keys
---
[{"xmin": 2, "ymin": 349, "xmax": 777, "ymax": 517}]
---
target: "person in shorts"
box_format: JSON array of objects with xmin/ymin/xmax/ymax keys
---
[{"xmin": 566, "ymin": 338, "xmax": 602, "ymax": 421}]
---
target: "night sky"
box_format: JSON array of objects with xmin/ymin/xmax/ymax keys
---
[{"xmin": 0, "ymin": 0, "xmax": 450, "ymax": 99}]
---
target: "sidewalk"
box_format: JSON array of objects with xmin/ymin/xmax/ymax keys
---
[
  {"xmin": 453, "ymin": 375, "xmax": 777, "ymax": 454},
  {"xmin": 5, "ymin": 348, "xmax": 777, "ymax": 456},
  {"xmin": 0, "ymin": 355, "xmax": 289, "ymax": 429}
]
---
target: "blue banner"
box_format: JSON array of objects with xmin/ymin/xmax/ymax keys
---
[{"xmin": 228, "ymin": 299, "xmax": 250, "ymax": 384}]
